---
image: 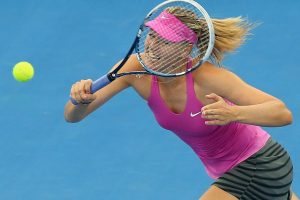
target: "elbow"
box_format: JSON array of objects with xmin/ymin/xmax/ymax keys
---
[
  {"xmin": 279, "ymin": 101, "xmax": 293, "ymax": 125},
  {"xmin": 65, "ymin": 117, "xmax": 81, "ymax": 123},
  {"xmin": 284, "ymin": 109, "xmax": 293, "ymax": 125},
  {"xmin": 64, "ymin": 103, "xmax": 84, "ymax": 123},
  {"xmin": 64, "ymin": 112, "xmax": 82, "ymax": 123}
]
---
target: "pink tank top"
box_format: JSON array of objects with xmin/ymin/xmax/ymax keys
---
[{"xmin": 147, "ymin": 71, "xmax": 270, "ymax": 179}]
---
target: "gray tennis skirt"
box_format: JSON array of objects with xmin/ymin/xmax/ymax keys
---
[{"xmin": 213, "ymin": 137, "xmax": 293, "ymax": 200}]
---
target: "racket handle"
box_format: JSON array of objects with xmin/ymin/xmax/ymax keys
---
[
  {"xmin": 70, "ymin": 74, "xmax": 112, "ymax": 105},
  {"xmin": 90, "ymin": 74, "xmax": 111, "ymax": 93}
]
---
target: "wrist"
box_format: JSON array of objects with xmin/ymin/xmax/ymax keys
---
[{"xmin": 231, "ymin": 105, "xmax": 243, "ymax": 123}]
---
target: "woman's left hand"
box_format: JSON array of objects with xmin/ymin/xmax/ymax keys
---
[{"xmin": 201, "ymin": 93, "xmax": 238, "ymax": 126}]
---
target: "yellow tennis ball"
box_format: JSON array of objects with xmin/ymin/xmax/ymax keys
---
[{"xmin": 12, "ymin": 61, "xmax": 35, "ymax": 82}]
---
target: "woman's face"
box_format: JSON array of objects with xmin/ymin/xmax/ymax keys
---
[{"xmin": 144, "ymin": 30, "xmax": 190, "ymax": 74}]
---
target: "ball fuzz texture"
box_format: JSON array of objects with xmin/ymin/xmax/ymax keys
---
[{"xmin": 12, "ymin": 61, "xmax": 34, "ymax": 82}]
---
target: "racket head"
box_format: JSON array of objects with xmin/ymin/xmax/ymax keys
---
[{"xmin": 136, "ymin": 0, "xmax": 215, "ymax": 77}]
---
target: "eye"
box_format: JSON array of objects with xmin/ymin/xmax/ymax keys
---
[
  {"xmin": 159, "ymin": 38, "xmax": 170, "ymax": 45},
  {"xmin": 148, "ymin": 32, "xmax": 155, "ymax": 39}
]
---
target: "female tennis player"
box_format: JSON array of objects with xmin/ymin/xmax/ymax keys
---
[{"xmin": 64, "ymin": 7, "xmax": 298, "ymax": 200}]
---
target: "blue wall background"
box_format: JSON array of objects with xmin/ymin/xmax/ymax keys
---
[{"xmin": 0, "ymin": 1, "xmax": 299, "ymax": 199}]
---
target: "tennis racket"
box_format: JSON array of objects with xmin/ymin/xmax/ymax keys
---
[{"xmin": 71, "ymin": 0, "xmax": 214, "ymax": 105}]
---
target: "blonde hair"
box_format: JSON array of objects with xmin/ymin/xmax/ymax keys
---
[{"xmin": 167, "ymin": 7, "xmax": 253, "ymax": 65}]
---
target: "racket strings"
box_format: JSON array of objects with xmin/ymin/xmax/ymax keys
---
[
  {"xmin": 137, "ymin": 2, "xmax": 213, "ymax": 76},
  {"xmin": 140, "ymin": 28, "xmax": 209, "ymax": 75},
  {"xmin": 141, "ymin": 33, "xmax": 188, "ymax": 72},
  {"xmin": 140, "ymin": 30, "xmax": 209, "ymax": 74},
  {"xmin": 144, "ymin": 41, "xmax": 189, "ymax": 74},
  {"xmin": 141, "ymin": 27, "xmax": 210, "ymax": 75}
]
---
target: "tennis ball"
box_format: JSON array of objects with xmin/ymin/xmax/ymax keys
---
[{"xmin": 12, "ymin": 61, "xmax": 34, "ymax": 82}]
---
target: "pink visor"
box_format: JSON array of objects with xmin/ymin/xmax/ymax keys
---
[{"xmin": 145, "ymin": 11, "xmax": 197, "ymax": 44}]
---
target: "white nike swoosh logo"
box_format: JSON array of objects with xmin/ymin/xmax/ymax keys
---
[{"xmin": 190, "ymin": 111, "xmax": 202, "ymax": 117}]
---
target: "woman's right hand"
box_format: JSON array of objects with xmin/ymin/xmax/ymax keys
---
[{"xmin": 70, "ymin": 79, "xmax": 96, "ymax": 105}]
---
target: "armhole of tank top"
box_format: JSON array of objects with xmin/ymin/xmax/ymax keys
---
[
  {"xmin": 147, "ymin": 75, "xmax": 159, "ymax": 102},
  {"xmin": 186, "ymin": 59, "xmax": 198, "ymax": 103},
  {"xmin": 186, "ymin": 64, "xmax": 204, "ymax": 108}
]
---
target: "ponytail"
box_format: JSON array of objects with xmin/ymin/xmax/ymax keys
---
[
  {"xmin": 167, "ymin": 7, "xmax": 254, "ymax": 65},
  {"xmin": 211, "ymin": 17, "xmax": 253, "ymax": 64}
]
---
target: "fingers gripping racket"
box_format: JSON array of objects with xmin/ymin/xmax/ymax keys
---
[{"xmin": 71, "ymin": 0, "xmax": 215, "ymax": 105}]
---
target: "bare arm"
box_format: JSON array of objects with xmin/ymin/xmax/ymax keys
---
[
  {"xmin": 198, "ymin": 63, "xmax": 292, "ymax": 127},
  {"xmin": 64, "ymin": 55, "xmax": 139, "ymax": 123},
  {"xmin": 64, "ymin": 78, "xmax": 129, "ymax": 122},
  {"xmin": 232, "ymin": 99, "xmax": 292, "ymax": 127}
]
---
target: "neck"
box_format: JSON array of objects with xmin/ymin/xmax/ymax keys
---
[{"xmin": 157, "ymin": 75, "xmax": 185, "ymax": 87}]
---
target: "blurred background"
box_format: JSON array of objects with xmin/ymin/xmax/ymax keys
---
[{"xmin": 0, "ymin": 0, "xmax": 299, "ymax": 199}]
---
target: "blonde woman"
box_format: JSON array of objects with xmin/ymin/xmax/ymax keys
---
[{"xmin": 65, "ymin": 7, "xmax": 298, "ymax": 200}]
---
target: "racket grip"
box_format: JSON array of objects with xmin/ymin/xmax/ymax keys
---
[
  {"xmin": 90, "ymin": 74, "xmax": 111, "ymax": 93},
  {"xmin": 70, "ymin": 74, "xmax": 111, "ymax": 105}
]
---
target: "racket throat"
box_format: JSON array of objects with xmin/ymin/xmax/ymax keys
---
[{"xmin": 107, "ymin": 72, "xmax": 117, "ymax": 82}]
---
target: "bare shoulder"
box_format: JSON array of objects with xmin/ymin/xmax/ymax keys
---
[
  {"xmin": 191, "ymin": 62, "xmax": 235, "ymax": 104},
  {"xmin": 120, "ymin": 54, "xmax": 142, "ymax": 71},
  {"xmin": 116, "ymin": 54, "xmax": 151, "ymax": 99},
  {"xmin": 198, "ymin": 62, "xmax": 235, "ymax": 77},
  {"xmin": 193, "ymin": 62, "xmax": 236, "ymax": 90},
  {"xmin": 116, "ymin": 54, "xmax": 143, "ymax": 84},
  {"xmin": 192, "ymin": 62, "xmax": 277, "ymax": 105}
]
